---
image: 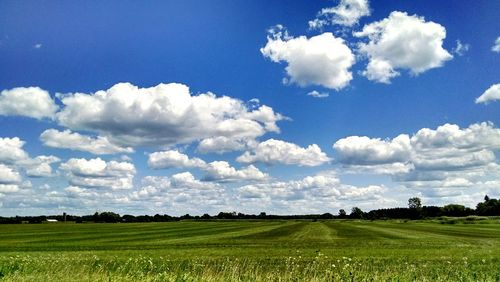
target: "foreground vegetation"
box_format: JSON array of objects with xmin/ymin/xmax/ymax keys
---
[{"xmin": 0, "ymin": 218, "xmax": 499, "ymax": 281}]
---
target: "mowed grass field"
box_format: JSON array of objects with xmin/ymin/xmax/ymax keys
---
[{"xmin": 0, "ymin": 219, "xmax": 499, "ymax": 281}]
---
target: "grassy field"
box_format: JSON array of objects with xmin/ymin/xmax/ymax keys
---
[{"xmin": 0, "ymin": 218, "xmax": 499, "ymax": 281}]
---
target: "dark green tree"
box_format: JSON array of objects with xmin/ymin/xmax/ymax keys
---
[
  {"xmin": 408, "ymin": 197, "xmax": 422, "ymax": 209},
  {"xmin": 350, "ymin": 207, "xmax": 364, "ymax": 219},
  {"xmin": 338, "ymin": 209, "xmax": 347, "ymax": 218}
]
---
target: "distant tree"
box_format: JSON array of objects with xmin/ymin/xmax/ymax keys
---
[
  {"xmin": 320, "ymin": 213, "xmax": 333, "ymax": 219},
  {"xmin": 441, "ymin": 204, "xmax": 474, "ymax": 217},
  {"xmin": 92, "ymin": 212, "xmax": 100, "ymax": 222},
  {"xmin": 99, "ymin": 212, "xmax": 121, "ymax": 223},
  {"xmin": 350, "ymin": 207, "xmax": 364, "ymax": 219},
  {"xmin": 338, "ymin": 209, "xmax": 347, "ymax": 218},
  {"xmin": 259, "ymin": 212, "xmax": 267, "ymax": 218},
  {"xmin": 476, "ymin": 196, "xmax": 500, "ymax": 216},
  {"xmin": 408, "ymin": 197, "xmax": 422, "ymax": 209}
]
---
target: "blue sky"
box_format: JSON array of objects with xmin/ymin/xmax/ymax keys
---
[{"xmin": 0, "ymin": 0, "xmax": 499, "ymax": 216}]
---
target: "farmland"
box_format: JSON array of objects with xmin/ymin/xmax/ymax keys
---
[{"xmin": 0, "ymin": 219, "xmax": 499, "ymax": 281}]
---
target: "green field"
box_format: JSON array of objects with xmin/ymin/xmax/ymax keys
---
[{"xmin": 1, "ymin": 219, "xmax": 499, "ymax": 281}]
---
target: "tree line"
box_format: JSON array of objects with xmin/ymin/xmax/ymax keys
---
[{"xmin": 1, "ymin": 195, "xmax": 499, "ymax": 224}]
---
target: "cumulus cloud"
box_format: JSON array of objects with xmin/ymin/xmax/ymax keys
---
[
  {"xmin": 309, "ymin": 0, "xmax": 370, "ymax": 29},
  {"xmin": 21, "ymin": 156, "xmax": 61, "ymax": 177},
  {"xmin": 475, "ymin": 83, "xmax": 500, "ymax": 104},
  {"xmin": 129, "ymin": 172, "xmax": 227, "ymax": 214},
  {"xmin": 56, "ymin": 82, "xmax": 285, "ymax": 147},
  {"xmin": 492, "ymin": 37, "xmax": 500, "ymax": 53},
  {"xmin": 0, "ymin": 163, "xmax": 32, "ymax": 194},
  {"xmin": 148, "ymin": 150, "xmax": 206, "ymax": 169},
  {"xmin": 40, "ymin": 129, "xmax": 134, "ymax": 155},
  {"xmin": 197, "ymin": 137, "xmax": 257, "ymax": 154},
  {"xmin": 238, "ymin": 173, "xmax": 386, "ymax": 203},
  {"xmin": 354, "ymin": 11, "xmax": 452, "ymax": 83},
  {"xmin": 333, "ymin": 134, "xmax": 411, "ymax": 165},
  {"xmin": 59, "ymin": 158, "xmax": 136, "ymax": 190},
  {"xmin": 203, "ymin": 161, "xmax": 268, "ymax": 182},
  {"xmin": 0, "ymin": 87, "xmax": 58, "ymax": 119},
  {"xmin": 261, "ymin": 30, "xmax": 355, "ymax": 90},
  {"xmin": 0, "ymin": 164, "xmax": 22, "ymax": 184},
  {"xmin": 333, "ymin": 122, "xmax": 500, "ymax": 190},
  {"xmin": 148, "ymin": 150, "xmax": 268, "ymax": 182},
  {"xmin": 0, "ymin": 137, "xmax": 60, "ymax": 178},
  {"xmin": 237, "ymin": 139, "xmax": 331, "ymax": 166},
  {"xmin": 0, "ymin": 137, "xmax": 29, "ymax": 164},
  {"xmin": 307, "ymin": 90, "xmax": 329, "ymax": 98}
]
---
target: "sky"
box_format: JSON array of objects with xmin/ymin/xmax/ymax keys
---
[{"xmin": 0, "ymin": 0, "xmax": 499, "ymax": 216}]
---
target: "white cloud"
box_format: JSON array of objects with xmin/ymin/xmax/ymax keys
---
[
  {"xmin": 197, "ymin": 136, "xmax": 252, "ymax": 154},
  {"xmin": 0, "ymin": 164, "xmax": 31, "ymax": 193},
  {"xmin": 148, "ymin": 150, "xmax": 268, "ymax": 182},
  {"xmin": 0, "ymin": 87, "xmax": 58, "ymax": 119},
  {"xmin": 59, "ymin": 158, "xmax": 136, "ymax": 190},
  {"xmin": 21, "ymin": 155, "xmax": 61, "ymax": 177},
  {"xmin": 452, "ymin": 40, "xmax": 469, "ymax": 56},
  {"xmin": 237, "ymin": 139, "xmax": 331, "ymax": 166},
  {"xmin": 129, "ymin": 172, "xmax": 227, "ymax": 214},
  {"xmin": 492, "ymin": 37, "xmax": 500, "ymax": 53},
  {"xmin": 261, "ymin": 31, "xmax": 355, "ymax": 90},
  {"xmin": 307, "ymin": 90, "xmax": 329, "ymax": 98},
  {"xmin": 333, "ymin": 122, "xmax": 500, "ymax": 190},
  {"xmin": 203, "ymin": 161, "xmax": 268, "ymax": 182},
  {"xmin": 0, "ymin": 164, "xmax": 22, "ymax": 184},
  {"xmin": 333, "ymin": 134, "xmax": 411, "ymax": 165},
  {"xmin": 341, "ymin": 163, "xmax": 414, "ymax": 175},
  {"xmin": 354, "ymin": 11, "xmax": 452, "ymax": 83},
  {"xmin": 56, "ymin": 82, "xmax": 285, "ymax": 147},
  {"xmin": 148, "ymin": 150, "xmax": 206, "ymax": 169},
  {"xmin": 0, "ymin": 137, "xmax": 29, "ymax": 164},
  {"xmin": 0, "ymin": 137, "xmax": 59, "ymax": 178},
  {"xmin": 34, "ymin": 43, "xmax": 42, "ymax": 49},
  {"xmin": 309, "ymin": 0, "xmax": 370, "ymax": 29},
  {"xmin": 475, "ymin": 83, "xmax": 500, "ymax": 104},
  {"xmin": 238, "ymin": 173, "xmax": 386, "ymax": 204},
  {"xmin": 410, "ymin": 122, "xmax": 500, "ymax": 151},
  {"xmin": 40, "ymin": 129, "xmax": 134, "ymax": 155}
]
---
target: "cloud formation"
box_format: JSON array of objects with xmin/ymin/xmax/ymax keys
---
[
  {"xmin": 237, "ymin": 139, "xmax": 331, "ymax": 166},
  {"xmin": 354, "ymin": 11, "xmax": 452, "ymax": 83},
  {"xmin": 333, "ymin": 122, "xmax": 500, "ymax": 190},
  {"xmin": 0, "ymin": 164, "xmax": 22, "ymax": 184},
  {"xmin": 334, "ymin": 134, "xmax": 411, "ymax": 165},
  {"xmin": 148, "ymin": 150, "xmax": 206, "ymax": 169},
  {"xmin": 0, "ymin": 87, "xmax": 58, "ymax": 119},
  {"xmin": 148, "ymin": 150, "xmax": 268, "ymax": 182},
  {"xmin": 0, "ymin": 137, "xmax": 60, "ymax": 178},
  {"xmin": 238, "ymin": 173, "xmax": 386, "ymax": 208},
  {"xmin": 197, "ymin": 137, "xmax": 254, "ymax": 154},
  {"xmin": 309, "ymin": 0, "xmax": 370, "ymax": 29},
  {"xmin": 129, "ymin": 172, "xmax": 227, "ymax": 214},
  {"xmin": 261, "ymin": 30, "xmax": 355, "ymax": 90},
  {"xmin": 56, "ymin": 82, "xmax": 285, "ymax": 147},
  {"xmin": 475, "ymin": 84, "xmax": 500, "ymax": 104},
  {"xmin": 202, "ymin": 161, "xmax": 268, "ymax": 182},
  {"xmin": 60, "ymin": 158, "xmax": 136, "ymax": 190},
  {"xmin": 40, "ymin": 129, "xmax": 134, "ymax": 155}
]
